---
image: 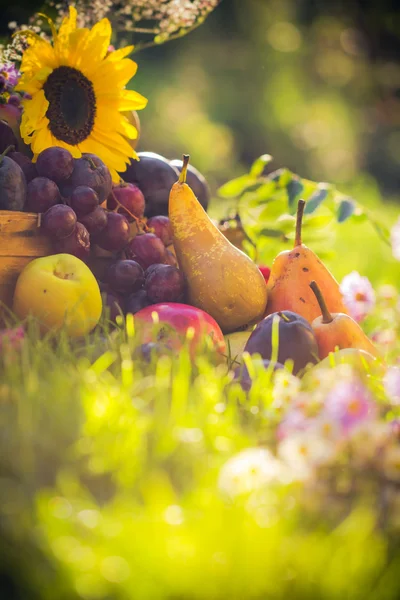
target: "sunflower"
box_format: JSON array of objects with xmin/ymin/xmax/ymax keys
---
[{"xmin": 16, "ymin": 6, "xmax": 147, "ymax": 181}]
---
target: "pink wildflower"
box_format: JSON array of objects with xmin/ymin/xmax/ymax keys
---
[
  {"xmin": 384, "ymin": 366, "xmax": 400, "ymax": 405},
  {"xmin": 323, "ymin": 378, "xmax": 376, "ymax": 433},
  {"xmin": 340, "ymin": 271, "xmax": 375, "ymax": 322},
  {"xmin": 0, "ymin": 62, "xmax": 19, "ymax": 90},
  {"xmin": 391, "ymin": 216, "xmax": 400, "ymax": 261}
]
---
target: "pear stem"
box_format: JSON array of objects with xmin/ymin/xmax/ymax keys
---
[
  {"xmin": 179, "ymin": 154, "xmax": 190, "ymax": 184},
  {"xmin": 0, "ymin": 145, "xmax": 15, "ymax": 165},
  {"xmin": 294, "ymin": 199, "xmax": 306, "ymax": 247},
  {"xmin": 309, "ymin": 280, "xmax": 333, "ymax": 324}
]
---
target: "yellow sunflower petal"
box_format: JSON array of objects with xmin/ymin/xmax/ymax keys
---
[
  {"xmin": 105, "ymin": 45, "xmax": 135, "ymax": 62},
  {"xmin": 92, "ymin": 126, "xmax": 135, "ymax": 159},
  {"xmin": 78, "ymin": 137, "xmax": 128, "ymax": 172},
  {"xmin": 58, "ymin": 5, "xmax": 77, "ymax": 40},
  {"xmin": 65, "ymin": 28, "xmax": 90, "ymax": 70},
  {"xmin": 30, "ymin": 123, "xmax": 57, "ymax": 156},
  {"xmin": 118, "ymin": 89, "xmax": 148, "ymax": 111},
  {"xmin": 116, "ymin": 116, "xmax": 138, "ymax": 140},
  {"xmin": 22, "ymin": 90, "xmax": 49, "ymax": 129},
  {"xmin": 80, "ymin": 18, "xmax": 112, "ymax": 73}
]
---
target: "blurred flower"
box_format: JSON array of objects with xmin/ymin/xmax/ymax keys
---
[
  {"xmin": 272, "ymin": 370, "xmax": 301, "ymax": 408},
  {"xmin": 0, "ymin": 325, "xmax": 25, "ymax": 352},
  {"xmin": 323, "ymin": 378, "xmax": 376, "ymax": 433},
  {"xmin": 391, "ymin": 216, "xmax": 400, "ymax": 261},
  {"xmin": 277, "ymin": 409, "xmax": 310, "ymax": 441},
  {"xmin": 384, "ymin": 367, "xmax": 400, "ymax": 405},
  {"xmin": 218, "ymin": 448, "xmax": 283, "ymax": 498},
  {"xmin": 278, "ymin": 430, "xmax": 336, "ymax": 480},
  {"xmin": 340, "ymin": 271, "xmax": 376, "ymax": 322}
]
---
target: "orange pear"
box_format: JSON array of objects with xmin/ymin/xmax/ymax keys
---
[
  {"xmin": 169, "ymin": 155, "xmax": 267, "ymax": 334},
  {"xmin": 266, "ymin": 199, "xmax": 349, "ymax": 323},
  {"xmin": 309, "ymin": 280, "xmax": 379, "ymax": 359}
]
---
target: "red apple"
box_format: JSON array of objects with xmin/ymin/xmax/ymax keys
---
[
  {"xmin": 133, "ymin": 302, "xmax": 226, "ymax": 358},
  {"xmin": 258, "ymin": 265, "xmax": 271, "ymax": 284}
]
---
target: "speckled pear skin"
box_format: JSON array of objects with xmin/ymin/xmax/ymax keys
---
[
  {"xmin": 312, "ymin": 313, "xmax": 379, "ymax": 359},
  {"xmin": 169, "ymin": 161, "xmax": 268, "ymax": 334},
  {"xmin": 266, "ymin": 200, "xmax": 349, "ymax": 324}
]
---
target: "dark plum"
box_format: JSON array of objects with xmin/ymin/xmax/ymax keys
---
[
  {"xmin": 144, "ymin": 263, "xmax": 163, "ymax": 280},
  {"xmin": 54, "ymin": 222, "xmax": 90, "ymax": 261},
  {"xmin": 101, "ymin": 291, "xmax": 124, "ymax": 323},
  {"xmin": 125, "ymin": 289, "xmax": 151, "ymax": 315},
  {"xmin": 92, "ymin": 212, "xmax": 130, "ymax": 252},
  {"xmin": 244, "ymin": 311, "xmax": 320, "ymax": 375},
  {"xmin": 107, "ymin": 183, "xmax": 145, "ymax": 220},
  {"xmin": 126, "ymin": 233, "xmax": 166, "ymax": 269},
  {"xmin": 36, "ymin": 146, "xmax": 74, "ymax": 183},
  {"xmin": 170, "ymin": 158, "xmax": 210, "ymax": 211},
  {"xmin": 106, "ymin": 260, "xmax": 144, "ymax": 295},
  {"xmin": 79, "ymin": 206, "xmax": 108, "ymax": 236},
  {"xmin": 26, "ymin": 177, "xmax": 61, "ymax": 213},
  {"xmin": 8, "ymin": 151, "xmax": 37, "ymax": 183},
  {"xmin": 0, "ymin": 150, "xmax": 26, "ymax": 211},
  {"xmin": 145, "ymin": 264, "xmax": 185, "ymax": 303},
  {"xmin": 232, "ymin": 360, "xmax": 284, "ymax": 392},
  {"xmin": 147, "ymin": 215, "xmax": 173, "ymax": 246},
  {"xmin": 0, "ymin": 120, "xmax": 18, "ymax": 154},
  {"xmin": 61, "ymin": 153, "xmax": 112, "ymax": 203},
  {"xmin": 70, "ymin": 185, "xmax": 99, "ymax": 216},
  {"xmin": 120, "ymin": 152, "xmax": 179, "ymax": 217},
  {"xmin": 41, "ymin": 204, "xmax": 77, "ymax": 239},
  {"xmin": 7, "ymin": 95, "xmax": 21, "ymax": 108}
]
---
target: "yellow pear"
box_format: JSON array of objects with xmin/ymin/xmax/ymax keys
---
[{"xmin": 169, "ymin": 155, "xmax": 268, "ymax": 334}]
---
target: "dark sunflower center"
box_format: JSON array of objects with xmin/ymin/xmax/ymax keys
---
[{"xmin": 43, "ymin": 66, "xmax": 96, "ymax": 145}]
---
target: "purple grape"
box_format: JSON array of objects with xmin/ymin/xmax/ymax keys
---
[
  {"xmin": 54, "ymin": 222, "xmax": 90, "ymax": 261},
  {"xmin": 92, "ymin": 211, "xmax": 130, "ymax": 252},
  {"xmin": 125, "ymin": 233, "xmax": 166, "ymax": 269},
  {"xmin": 145, "ymin": 264, "xmax": 185, "ymax": 303},
  {"xmin": 61, "ymin": 153, "xmax": 112, "ymax": 203},
  {"xmin": 79, "ymin": 206, "xmax": 107, "ymax": 236},
  {"xmin": 144, "ymin": 263, "xmax": 163, "ymax": 280},
  {"xmin": 36, "ymin": 146, "xmax": 74, "ymax": 184},
  {"xmin": 101, "ymin": 291, "xmax": 124, "ymax": 323},
  {"xmin": 107, "ymin": 183, "xmax": 145, "ymax": 220},
  {"xmin": 163, "ymin": 249, "xmax": 178, "ymax": 267},
  {"xmin": 69, "ymin": 185, "xmax": 99, "ymax": 216},
  {"xmin": 7, "ymin": 95, "xmax": 21, "ymax": 108},
  {"xmin": 8, "ymin": 151, "xmax": 37, "ymax": 183},
  {"xmin": 125, "ymin": 289, "xmax": 151, "ymax": 315},
  {"xmin": 42, "ymin": 204, "xmax": 77, "ymax": 239},
  {"xmin": 106, "ymin": 260, "xmax": 144, "ymax": 296},
  {"xmin": 147, "ymin": 216, "xmax": 172, "ymax": 246},
  {"xmin": 26, "ymin": 177, "xmax": 61, "ymax": 213}
]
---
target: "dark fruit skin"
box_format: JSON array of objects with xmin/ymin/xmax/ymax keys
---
[
  {"xmin": 92, "ymin": 211, "xmax": 130, "ymax": 252},
  {"xmin": 125, "ymin": 289, "xmax": 151, "ymax": 315},
  {"xmin": 145, "ymin": 264, "xmax": 185, "ymax": 304},
  {"xmin": 70, "ymin": 185, "xmax": 99, "ymax": 216},
  {"xmin": 120, "ymin": 152, "xmax": 179, "ymax": 217},
  {"xmin": 0, "ymin": 155, "xmax": 27, "ymax": 211},
  {"xmin": 163, "ymin": 249, "xmax": 178, "ymax": 267},
  {"xmin": 106, "ymin": 260, "xmax": 144, "ymax": 295},
  {"xmin": 42, "ymin": 204, "xmax": 77, "ymax": 239},
  {"xmin": 107, "ymin": 183, "xmax": 145, "ymax": 220},
  {"xmin": 26, "ymin": 177, "xmax": 61, "ymax": 213},
  {"xmin": 54, "ymin": 222, "xmax": 90, "ymax": 261},
  {"xmin": 146, "ymin": 215, "xmax": 173, "ymax": 246},
  {"xmin": 126, "ymin": 233, "xmax": 166, "ymax": 269},
  {"xmin": 0, "ymin": 120, "xmax": 18, "ymax": 154},
  {"xmin": 61, "ymin": 153, "xmax": 112, "ymax": 203},
  {"xmin": 233, "ymin": 360, "xmax": 284, "ymax": 392},
  {"xmin": 8, "ymin": 151, "xmax": 37, "ymax": 183},
  {"xmin": 144, "ymin": 264, "xmax": 162, "ymax": 280},
  {"xmin": 244, "ymin": 311, "xmax": 320, "ymax": 375},
  {"xmin": 36, "ymin": 146, "xmax": 74, "ymax": 184},
  {"xmin": 170, "ymin": 159, "xmax": 210, "ymax": 211},
  {"xmin": 79, "ymin": 206, "xmax": 108, "ymax": 236},
  {"xmin": 101, "ymin": 291, "xmax": 124, "ymax": 323}
]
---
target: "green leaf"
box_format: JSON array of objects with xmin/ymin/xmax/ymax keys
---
[
  {"xmin": 258, "ymin": 228, "xmax": 285, "ymax": 238},
  {"xmin": 302, "ymin": 215, "xmax": 333, "ymax": 229},
  {"xmin": 287, "ymin": 178, "xmax": 304, "ymax": 211},
  {"xmin": 304, "ymin": 188, "xmax": 329, "ymax": 214},
  {"xmin": 250, "ymin": 154, "xmax": 273, "ymax": 177},
  {"xmin": 218, "ymin": 174, "xmax": 254, "ymax": 198},
  {"xmin": 370, "ymin": 219, "xmax": 391, "ymax": 246},
  {"xmin": 337, "ymin": 198, "xmax": 356, "ymax": 223},
  {"xmin": 269, "ymin": 168, "xmax": 292, "ymax": 187}
]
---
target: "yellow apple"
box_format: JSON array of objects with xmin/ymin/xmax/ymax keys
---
[
  {"xmin": 224, "ymin": 327, "xmax": 254, "ymax": 364},
  {"xmin": 13, "ymin": 254, "xmax": 102, "ymax": 337}
]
